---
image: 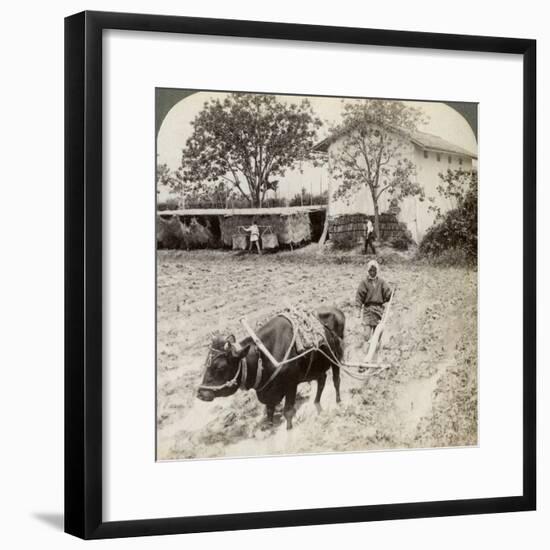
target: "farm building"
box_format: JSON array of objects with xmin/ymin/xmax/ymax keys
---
[
  {"xmin": 313, "ymin": 128, "xmax": 477, "ymax": 243},
  {"xmin": 157, "ymin": 205, "xmax": 325, "ymax": 250}
]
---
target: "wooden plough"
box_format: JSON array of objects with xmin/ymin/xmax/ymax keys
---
[
  {"xmin": 365, "ymin": 287, "xmax": 396, "ymax": 361},
  {"xmin": 337, "ymin": 288, "xmax": 397, "ymax": 378}
]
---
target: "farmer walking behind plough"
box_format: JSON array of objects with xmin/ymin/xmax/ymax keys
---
[{"xmin": 355, "ymin": 259, "xmax": 393, "ymax": 356}]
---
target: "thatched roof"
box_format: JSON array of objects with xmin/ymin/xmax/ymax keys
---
[{"xmin": 158, "ymin": 205, "xmax": 326, "ymax": 217}]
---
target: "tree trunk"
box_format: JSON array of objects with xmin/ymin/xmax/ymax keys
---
[
  {"xmin": 318, "ymin": 161, "xmax": 332, "ymax": 250},
  {"xmin": 373, "ymin": 199, "xmax": 381, "ymax": 242},
  {"xmin": 318, "ymin": 218, "xmax": 329, "ymax": 248},
  {"xmin": 254, "ymin": 180, "xmax": 262, "ymax": 208},
  {"xmin": 366, "ymin": 183, "xmax": 382, "ymax": 242}
]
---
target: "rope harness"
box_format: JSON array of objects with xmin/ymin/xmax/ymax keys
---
[
  {"xmin": 239, "ymin": 350, "xmax": 264, "ymax": 391},
  {"xmin": 198, "ymin": 347, "xmax": 265, "ymax": 394},
  {"xmin": 197, "ymin": 348, "xmax": 243, "ymax": 393},
  {"xmin": 241, "ymin": 309, "xmax": 391, "ymax": 390},
  {"xmin": 199, "ymin": 299, "xmax": 397, "ymax": 395}
]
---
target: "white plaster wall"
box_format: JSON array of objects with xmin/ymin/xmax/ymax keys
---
[
  {"xmin": 328, "ymin": 132, "xmax": 475, "ymax": 242},
  {"xmin": 328, "ymin": 132, "xmax": 415, "ymax": 216},
  {"xmin": 411, "ymin": 148, "xmax": 475, "ymax": 240}
]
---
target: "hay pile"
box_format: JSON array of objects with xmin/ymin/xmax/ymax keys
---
[
  {"xmin": 157, "ymin": 215, "xmax": 184, "ymax": 249},
  {"xmin": 281, "ymin": 213, "xmax": 311, "ymax": 244},
  {"xmin": 262, "ymin": 233, "xmax": 279, "ymax": 250},
  {"xmin": 231, "ymin": 232, "xmax": 279, "ymax": 250},
  {"xmin": 157, "ymin": 216, "xmax": 215, "ymax": 249},
  {"xmin": 185, "ymin": 217, "xmax": 213, "ymax": 248},
  {"xmin": 232, "ymin": 234, "xmax": 248, "ymax": 250},
  {"xmin": 220, "ymin": 212, "xmax": 311, "ymax": 248}
]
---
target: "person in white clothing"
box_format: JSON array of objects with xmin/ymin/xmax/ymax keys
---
[
  {"xmin": 364, "ymin": 218, "xmax": 376, "ymax": 255},
  {"xmin": 242, "ymin": 219, "xmax": 262, "ymax": 254}
]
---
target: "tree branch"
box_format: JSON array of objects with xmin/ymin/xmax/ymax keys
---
[
  {"xmin": 375, "ymin": 184, "xmax": 392, "ymax": 201},
  {"xmin": 225, "ymin": 166, "xmax": 250, "ymax": 201}
]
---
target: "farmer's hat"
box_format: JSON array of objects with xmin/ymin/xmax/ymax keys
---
[{"xmin": 366, "ymin": 259, "xmax": 379, "ymax": 278}]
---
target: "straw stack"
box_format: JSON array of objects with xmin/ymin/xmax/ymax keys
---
[
  {"xmin": 219, "ymin": 212, "xmax": 311, "ymax": 247},
  {"xmin": 281, "ymin": 213, "xmax": 312, "ymax": 244},
  {"xmin": 157, "ymin": 215, "xmax": 184, "ymax": 249},
  {"xmin": 185, "ymin": 217, "xmax": 214, "ymax": 248},
  {"xmin": 157, "ymin": 215, "xmax": 215, "ymax": 249},
  {"xmin": 232, "ymin": 234, "xmax": 248, "ymax": 250},
  {"xmin": 262, "ymin": 233, "xmax": 279, "ymax": 249}
]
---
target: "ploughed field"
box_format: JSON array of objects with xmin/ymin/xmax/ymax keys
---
[{"xmin": 157, "ymin": 247, "xmax": 477, "ymax": 460}]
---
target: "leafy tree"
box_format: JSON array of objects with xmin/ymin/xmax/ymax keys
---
[
  {"xmin": 178, "ymin": 93, "xmax": 322, "ymax": 207},
  {"xmin": 420, "ymin": 169, "xmax": 478, "ymax": 263},
  {"xmin": 156, "ymin": 162, "xmax": 174, "ymax": 192},
  {"xmin": 329, "ymin": 100, "xmax": 426, "ymax": 237},
  {"xmin": 157, "ymin": 197, "xmax": 180, "ymax": 211},
  {"xmin": 159, "ymin": 166, "xmax": 233, "ymax": 209},
  {"xmin": 289, "ymin": 188, "xmax": 328, "ymax": 207},
  {"xmin": 429, "ymin": 167, "xmax": 476, "ymax": 219},
  {"xmin": 183, "ymin": 175, "xmax": 236, "ymax": 209}
]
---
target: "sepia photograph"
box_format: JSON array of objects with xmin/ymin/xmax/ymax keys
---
[{"xmin": 155, "ymin": 89, "xmax": 478, "ymax": 461}]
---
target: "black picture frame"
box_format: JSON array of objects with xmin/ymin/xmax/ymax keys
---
[{"xmin": 65, "ymin": 10, "xmax": 536, "ymax": 540}]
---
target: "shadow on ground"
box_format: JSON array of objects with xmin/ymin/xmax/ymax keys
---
[{"xmin": 33, "ymin": 512, "xmax": 64, "ymax": 531}]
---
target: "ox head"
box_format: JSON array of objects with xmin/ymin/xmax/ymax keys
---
[{"xmin": 196, "ymin": 334, "xmax": 251, "ymax": 402}]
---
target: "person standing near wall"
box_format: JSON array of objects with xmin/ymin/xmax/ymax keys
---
[{"xmin": 364, "ymin": 218, "xmax": 376, "ymax": 255}]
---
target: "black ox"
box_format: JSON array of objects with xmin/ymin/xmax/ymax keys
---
[{"xmin": 197, "ymin": 306, "xmax": 345, "ymax": 429}]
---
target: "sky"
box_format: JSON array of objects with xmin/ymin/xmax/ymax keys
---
[{"xmin": 156, "ymin": 92, "xmax": 478, "ymax": 201}]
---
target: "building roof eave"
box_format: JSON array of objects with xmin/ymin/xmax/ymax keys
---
[
  {"xmin": 410, "ymin": 139, "xmax": 478, "ymax": 159},
  {"xmin": 312, "ymin": 127, "xmax": 478, "ymax": 159},
  {"xmin": 311, "ymin": 137, "xmax": 333, "ymax": 154}
]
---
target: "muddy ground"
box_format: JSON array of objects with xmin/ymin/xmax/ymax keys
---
[{"xmin": 157, "ymin": 245, "xmax": 478, "ymax": 460}]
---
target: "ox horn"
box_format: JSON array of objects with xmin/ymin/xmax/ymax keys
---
[
  {"xmin": 225, "ymin": 341, "xmax": 242, "ymax": 356},
  {"xmin": 232, "ymin": 342, "xmax": 243, "ymax": 353}
]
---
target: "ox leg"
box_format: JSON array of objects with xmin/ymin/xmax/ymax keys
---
[
  {"xmin": 314, "ymin": 373, "xmax": 327, "ymax": 414},
  {"xmin": 332, "ymin": 365, "xmax": 341, "ymax": 404},
  {"xmin": 265, "ymin": 404, "xmax": 275, "ymax": 425},
  {"xmin": 283, "ymin": 384, "xmax": 298, "ymax": 430}
]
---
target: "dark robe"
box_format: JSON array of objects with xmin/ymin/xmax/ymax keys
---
[{"xmin": 355, "ymin": 277, "xmax": 392, "ymax": 327}]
